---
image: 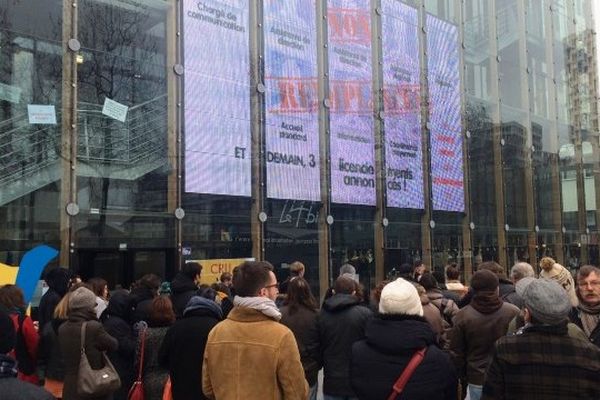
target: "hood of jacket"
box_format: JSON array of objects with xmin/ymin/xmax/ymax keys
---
[
  {"xmin": 44, "ymin": 268, "xmax": 71, "ymax": 296},
  {"xmin": 323, "ymin": 293, "xmax": 361, "ymax": 312},
  {"xmin": 171, "ymin": 272, "xmax": 198, "ymax": 295},
  {"xmin": 105, "ymin": 290, "xmax": 133, "ymax": 321},
  {"xmin": 364, "ymin": 315, "xmax": 436, "ymax": 354},
  {"xmin": 184, "ymin": 296, "xmax": 223, "ymax": 320}
]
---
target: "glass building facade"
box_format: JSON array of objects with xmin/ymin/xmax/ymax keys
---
[{"xmin": 2, "ymin": 0, "xmax": 600, "ymax": 297}]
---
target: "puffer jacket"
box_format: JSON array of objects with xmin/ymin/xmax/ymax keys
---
[
  {"xmin": 351, "ymin": 315, "xmax": 457, "ymax": 400},
  {"xmin": 318, "ymin": 294, "xmax": 373, "ymax": 397}
]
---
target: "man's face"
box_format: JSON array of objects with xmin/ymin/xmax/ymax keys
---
[
  {"xmin": 261, "ymin": 271, "xmax": 279, "ymax": 301},
  {"xmin": 415, "ymin": 264, "xmax": 426, "ymax": 275},
  {"xmin": 578, "ymin": 271, "xmax": 600, "ymax": 306}
]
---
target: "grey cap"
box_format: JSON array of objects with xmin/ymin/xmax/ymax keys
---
[
  {"xmin": 516, "ymin": 277, "xmax": 571, "ymax": 325},
  {"xmin": 68, "ymin": 287, "xmax": 97, "ymax": 311}
]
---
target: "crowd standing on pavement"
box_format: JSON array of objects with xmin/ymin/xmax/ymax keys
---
[{"xmin": 1, "ymin": 257, "xmax": 600, "ymax": 400}]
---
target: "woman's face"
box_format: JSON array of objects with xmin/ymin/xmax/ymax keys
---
[{"xmin": 102, "ymin": 285, "xmax": 109, "ymax": 299}]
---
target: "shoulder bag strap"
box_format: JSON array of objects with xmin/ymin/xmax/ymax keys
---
[
  {"xmin": 80, "ymin": 321, "xmax": 87, "ymax": 354},
  {"xmin": 136, "ymin": 328, "xmax": 147, "ymax": 380},
  {"xmin": 386, "ymin": 347, "xmax": 427, "ymax": 400}
]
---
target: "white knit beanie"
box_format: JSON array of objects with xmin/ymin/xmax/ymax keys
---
[{"xmin": 379, "ymin": 278, "xmax": 424, "ymax": 316}]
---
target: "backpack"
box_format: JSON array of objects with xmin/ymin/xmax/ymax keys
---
[
  {"xmin": 435, "ymin": 297, "xmax": 455, "ymax": 326},
  {"xmin": 15, "ymin": 313, "xmax": 36, "ymax": 375}
]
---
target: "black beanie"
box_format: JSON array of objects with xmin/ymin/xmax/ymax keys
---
[
  {"xmin": 0, "ymin": 309, "xmax": 15, "ymax": 354},
  {"xmin": 471, "ymin": 270, "xmax": 499, "ymax": 292}
]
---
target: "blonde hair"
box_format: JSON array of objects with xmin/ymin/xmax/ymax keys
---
[
  {"xmin": 289, "ymin": 261, "xmax": 305, "ymax": 275},
  {"xmin": 539, "ymin": 257, "xmax": 556, "ymax": 272},
  {"xmin": 53, "ymin": 292, "xmax": 71, "ymax": 319}
]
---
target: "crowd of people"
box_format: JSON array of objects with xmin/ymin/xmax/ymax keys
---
[{"xmin": 1, "ymin": 256, "xmax": 600, "ymax": 399}]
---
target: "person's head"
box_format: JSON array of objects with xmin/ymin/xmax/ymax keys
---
[
  {"xmin": 378, "ymin": 278, "xmax": 423, "ymax": 316},
  {"xmin": 419, "ymin": 273, "xmax": 438, "ymax": 291},
  {"xmin": 510, "ymin": 262, "xmax": 535, "ymax": 284},
  {"xmin": 516, "ymin": 278, "xmax": 571, "ymax": 325},
  {"xmin": 138, "ymin": 274, "xmax": 162, "ymax": 297},
  {"xmin": 539, "ymin": 257, "xmax": 556, "ymax": 272},
  {"xmin": 44, "ymin": 267, "xmax": 72, "ymax": 296},
  {"xmin": 413, "ymin": 260, "xmax": 426, "ymax": 277},
  {"xmin": 446, "ymin": 264, "xmax": 460, "ymax": 281},
  {"xmin": 233, "ymin": 261, "xmax": 278, "ymax": 301},
  {"xmin": 577, "ymin": 265, "xmax": 600, "ymax": 306},
  {"xmin": 149, "ymin": 295, "xmax": 176, "ymax": 326},
  {"xmin": 211, "ymin": 282, "xmax": 231, "ymax": 297},
  {"xmin": 0, "ymin": 284, "xmax": 26, "ymax": 312},
  {"xmin": 285, "ymin": 277, "xmax": 317, "ymax": 314},
  {"xmin": 182, "ymin": 261, "xmax": 202, "ymax": 281},
  {"xmin": 371, "ymin": 280, "xmax": 390, "ymax": 308},
  {"xmin": 53, "ymin": 291, "xmax": 71, "ymax": 320},
  {"xmin": 88, "ymin": 277, "xmax": 108, "ymax": 299},
  {"xmin": 470, "ymin": 270, "xmax": 499, "ymax": 294},
  {"xmin": 220, "ymin": 272, "xmax": 233, "ymax": 287},
  {"xmin": 197, "ymin": 285, "xmax": 217, "ymax": 301},
  {"xmin": 478, "ymin": 261, "xmax": 507, "ymax": 279},
  {"xmin": 333, "ymin": 275, "xmax": 357, "ymax": 295},
  {"xmin": 339, "ymin": 263, "xmax": 356, "ymax": 277},
  {"xmin": 0, "ymin": 309, "xmax": 15, "ymax": 354},
  {"xmin": 396, "ymin": 263, "xmax": 414, "ymax": 280},
  {"xmin": 68, "ymin": 287, "xmax": 97, "ymax": 314},
  {"xmin": 289, "ymin": 261, "xmax": 305, "ymax": 278}
]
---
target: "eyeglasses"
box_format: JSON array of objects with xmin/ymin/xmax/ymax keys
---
[{"xmin": 264, "ymin": 283, "xmax": 279, "ymax": 289}]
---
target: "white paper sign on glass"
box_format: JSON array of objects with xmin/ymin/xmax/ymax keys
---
[
  {"xmin": 264, "ymin": 1, "xmax": 320, "ymax": 201},
  {"xmin": 327, "ymin": 0, "xmax": 375, "ymax": 206},
  {"xmin": 102, "ymin": 98, "xmax": 129, "ymax": 123},
  {"xmin": 184, "ymin": 0, "xmax": 251, "ymax": 197},
  {"xmin": 0, "ymin": 82, "xmax": 21, "ymax": 104},
  {"xmin": 27, "ymin": 105, "xmax": 57, "ymax": 125},
  {"xmin": 427, "ymin": 15, "xmax": 464, "ymax": 212},
  {"xmin": 381, "ymin": 1, "xmax": 423, "ymax": 209}
]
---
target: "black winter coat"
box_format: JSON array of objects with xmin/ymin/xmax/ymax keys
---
[
  {"xmin": 131, "ymin": 287, "xmax": 155, "ymax": 323},
  {"xmin": 498, "ymin": 280, "xmax": 523, "ymax": 309},
  {"xmin": 158, "ymin": 299, "xmax": 221, "ymax": 400},
  {"xmin": 280, "ymin": 304, "xmax": 321, "ymax": 386},
  {"xmin": 37, "ymin": 318, "xmax": 66, "ymax": 382},
  {"xmin": 102, "ymin": 291, "xmax": 136, "ymax": 400},
  {"xmin": 170, "ymin": 273, "xmax": 198, "ymax": 318},
  {"xmin": 318, "ymin": 294, "xmax": 373, "ymax": 397},
  {"xmin": 351, "ymin": 315, "xmax": 458, "ymax": 400},
  {"xmin": 37, "ymin": 289, "xmax": 62, "ymax": 332}
]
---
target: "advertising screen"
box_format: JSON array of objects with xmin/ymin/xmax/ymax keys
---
[
  {"xmin": 381, "ymin": 1, "xmax": 423, "ymax": 209},
  {"xmin": 327, "ymin": 0, "xmax": 375, "ymax": 206},
  {"xmin": 264, "ymin": 1, "xmax": 320, "ymax": 201},
  {"xmin": 183, "ymin": 0, "xmax": 251, "ymax": 196},
  {"xmin": 427, "ymin": 15, "xmax": 464, "ymax": 212}
]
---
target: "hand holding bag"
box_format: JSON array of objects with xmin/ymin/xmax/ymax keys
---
[
  {"xmin": 77, "ymin": 321, "xmax": 121, "ymax": 396},
  {"xmin": 128, "ymin": 327, "xmax": 147, "ymax": 400}
]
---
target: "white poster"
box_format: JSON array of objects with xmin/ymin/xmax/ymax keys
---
[
  {"xmin": 102, "ymin": 98, "xmax": 129, "ymax": 122},
  {"xmin": 27, "ymin": 105, "xmax": 57, "ymax": 125}
]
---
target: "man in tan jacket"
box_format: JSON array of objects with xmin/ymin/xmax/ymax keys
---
[{"xmin": 202, "ymin": 261, "xmax": 308, "ymax": 400}]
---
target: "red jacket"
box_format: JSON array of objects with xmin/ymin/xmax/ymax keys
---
[{"xmin": 9, "ymin": 313, "xmax": 39, "ymax": 384}]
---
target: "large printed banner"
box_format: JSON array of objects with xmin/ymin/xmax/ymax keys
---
[
  {"xmin": 264, "ymin": 1, "xmax": 320, "ymax": 201},
  {"xmin": 327, "ymin": 0, "xmax": 375, "ymax": 206},
  {"xmin": 381, "ymin": 1, "xmax": 423, "ymax": 209},
  {"xmin": 184, "ymin": 0, "xmax": 251, "ymax": 196},
  {"xmin": 427, "ymin": 15, "xmax": 464, "ymax": 212}
]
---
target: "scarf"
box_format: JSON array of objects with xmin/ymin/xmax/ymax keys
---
[
  {"xmin": 470, "ymin": 290, "xmax": 503, "ymax": 314},
  {"xmin": 233, "ymin": 296, "xmax": 282, "ymax": 321},
  {"xmin": 0, "ymin": 355, "xmax": 18, "ymax": 378},
  {"xmin": 577, "ymin": 300, "xmax": 600, "ymax": 337}
]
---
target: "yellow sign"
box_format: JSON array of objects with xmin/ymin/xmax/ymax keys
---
[
  {"xmin": 191, "ymin": 258, "xmax": 254, "ymax": 285},
  {"xmin": 0, "ymin": 262, "xmax": 19, "ymax": 286}
]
